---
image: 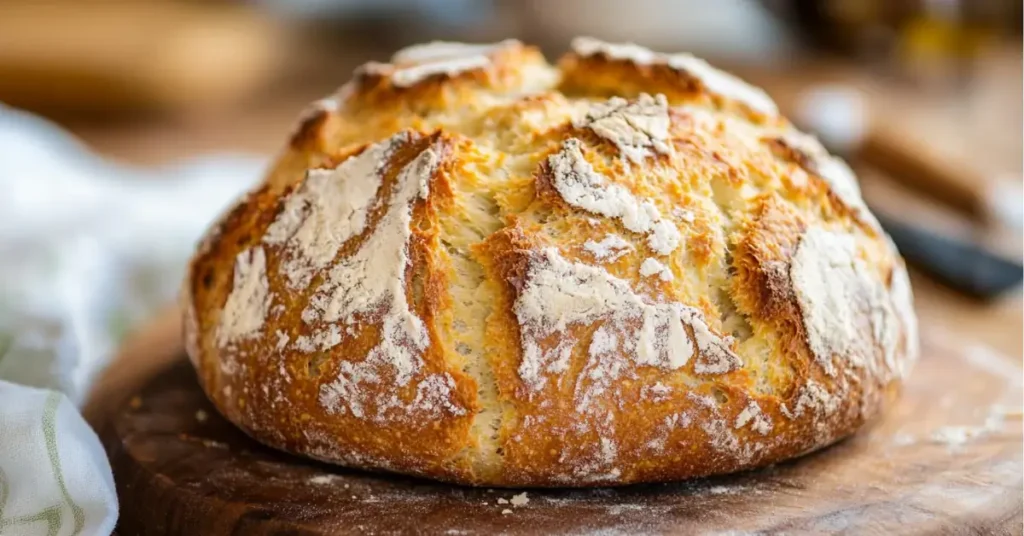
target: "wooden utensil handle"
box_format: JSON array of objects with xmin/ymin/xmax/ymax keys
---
[{"xmin": 859, "ymin": 125, "xmax": 989, "ymax": 219}]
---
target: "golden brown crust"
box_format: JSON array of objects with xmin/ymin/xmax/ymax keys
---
[
  {"xmin": 559, "ymin": 42, "xmax": 778, "ymax": 125},
  {"xmin": 183, "ymin": 37, "xmax": 917, "ymax": 487}
]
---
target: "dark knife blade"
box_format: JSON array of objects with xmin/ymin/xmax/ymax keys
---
[{"xmin": 876, "ymin": 212, "xmax": 1023, "ymax": 300}]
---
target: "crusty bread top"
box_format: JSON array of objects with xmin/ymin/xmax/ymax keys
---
[{"xmin": 183, "ymin": 37, "xmax": 918, "ymax": 486}]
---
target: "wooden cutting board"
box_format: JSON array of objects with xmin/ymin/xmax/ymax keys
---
[{"xmin": 99, "ymin": 335, "xmax": 1022, "ymax": 535}]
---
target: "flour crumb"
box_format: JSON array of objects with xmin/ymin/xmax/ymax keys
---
[
  {"xmin": 501, "ymin": 509, "xmax": 513, "ymax": 515},
  {"xmin": 891, "ymin": 432, "xmax": 915, "ymax": 446},
  {"xmin": 510, "ymin": 492, "xmax": 529, "ymax": 507},
  {"xmin": 497, "ymin": 498, "xmax": 509, "ymax": 505},
  {"xmin": 931, "ymin": 426, "xmax": 986, "ymax": 449},
  {"xmin": 308, "ymin": 474, "xmax": 341, "ymax": 485},
  {"xmin": 707, "ymin": 485, "xmax": 737, "ymax": 495},
  {"xmin": 195, "ymin": 410, "xmax": 208, "ymax": 423}
]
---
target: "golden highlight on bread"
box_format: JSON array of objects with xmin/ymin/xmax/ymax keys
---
[{"xmin": 182, "ymin": 37, "xmax": 918, "ymax": 487}]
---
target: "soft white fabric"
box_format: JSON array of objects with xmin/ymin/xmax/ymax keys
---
[
  {"xmin": 0, "ymin": 381, "xmax": 117, "ymax": 536},
  {"xmin": 0, "ymin": 104, "xmax": 261, "ymax": 535}
]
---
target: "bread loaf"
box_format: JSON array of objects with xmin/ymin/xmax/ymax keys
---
[{"xmin": 182, "ymin": 38, "xmax": 918, "ymax": 486}]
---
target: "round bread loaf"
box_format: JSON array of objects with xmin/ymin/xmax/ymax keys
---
[{"xmin": 182, "ymin": 38, "xmax": 918, "ymax": 487}]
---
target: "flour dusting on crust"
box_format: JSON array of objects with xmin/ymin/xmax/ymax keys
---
[
  {"xmin": 574, "ymin": 93, "xmax": 672, "ymax": 163},
  {"xmin": 735, "ymin": 400, "xmax": 772, "ymax": 435},
  {"xmin": 513, "ymin": 247, "xmax": 740, "ymax": 392},
  {"xmin": 393, "ymin": 39, "xmax": 518, "ymax": 65},
  {"xmin": 583, "ymin": 234, "xmax": 633, "ymax": 261},
  {"xmin": 265, "ymin": 137, "xmax": 399, "ymax": 289},
  {"xmin": 639, "ymin": 257, "xmax": 674, "ymax": 281},
  {"xmin": 549, "ymin": 139, "xmax": 681, "ymax": 255},
  {"xmin": 782, "ymin": 380, "xmax": 840, "ymax": 423},
  {"xmin": 571, "ymin": 37, "xmax": 778, "ymax": 116},
  {"xmin": 279, "ymin": 135, "xmax": 450, "ymax": 421},
  {"xmin": 666, "ymin": 54, "xmax": 778, "ymax": 116},
  {"xmin": 361, "ymin": 40, "xmax": 519, "ymax": 88},
  {"xmin": 777, "ymin": 131, "xmax": 879, "ymax": 229},
  {"xmin": 217, "ymin": 246, "xmax": 270, "ymax": 347},
  {"xmin": 791, "ymin": 227, "xmax": 869, "ymax": 376}
]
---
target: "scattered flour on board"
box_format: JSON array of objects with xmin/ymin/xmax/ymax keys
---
[
  {"xmin": 308, "ymin": 474, "xmax": 343, "ymax": 485},
  {"xmin": 548, "ymin": 138, "xmax": 681, "ymax": 255},
  {"xmin": 513, "ymin": 247, "xmax": 740, "ymax": 392},
  {"xmin": 707, "ymin": 485, "xmax": 740, "ymax": 495},
  {"xmin": 583, "ymin": 234, "xmax": 633, "ymax": 261},
  {"xmin": 927, "ymin": 404, "xmax": 1021, "ymax": 450},
  {"xmin": 217, "ymin": 246, "xmax": 271, "ymax": 347},
  {"xmin": 510, "ymin": 492, "xmax": 529, "ymax": 507},
  {"xmin": 574, "ymin": 93, "xmax": 672, "ymax": 163},
  {"xmin": 571, "ymin": 37, "xmax": 778, "ymax": 116},
  {"xmin": 891, "ymin": 432, "xmax": 916, "ymax": 446},
  {"xmin": 930, "ymin": 426, "xmax": 985, "ymax": 449}
]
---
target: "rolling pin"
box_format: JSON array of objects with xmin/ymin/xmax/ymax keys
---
[
  {"xmin": 0, "ymin": 3, "xmax": 283, "ymax": 113},
  {"xmin": 860, "ymin": 123, "xmax": 990, "ymax": 220}
]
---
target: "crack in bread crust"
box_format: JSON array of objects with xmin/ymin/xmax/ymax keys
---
[{"xmin": 184, "ymin": 37, "xmax": 917, "ymax": 487}]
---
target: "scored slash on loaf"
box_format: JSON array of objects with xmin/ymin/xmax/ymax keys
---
[{"xmin": 182, "ymin": 37, "xmax": 917, "ymax": 487}]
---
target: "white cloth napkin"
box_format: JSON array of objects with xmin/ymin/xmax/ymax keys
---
[
  {"xmin": 0, "ymin": 104, "xmax": 262, "ymax": 535},
  {"xmin": 0, "ymin": 381, "xmax": 117, "ymax": 536}
]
